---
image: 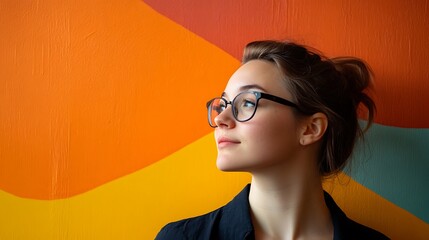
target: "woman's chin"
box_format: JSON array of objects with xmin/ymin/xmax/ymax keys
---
[{"xmin": 216, "ymin": 156, "xmax": 247, "ymax": 172}]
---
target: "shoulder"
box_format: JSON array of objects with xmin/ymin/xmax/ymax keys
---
[
  {"xmin": 155, "ymin": 185, "xmax": 253, "ymax": 240},
  {"xmin": 155, "ymin": 208, "xmax": 223, "ymax": 240},
  {"xmin": 342, "ymin": 217, "xmax": 390, "ymax": 240},
  {"xmin": 324, "ymin": 191, "xmax": 390, "ymax": 240},
  {"xmin": 155, "ymin": 221, "xmax": 187, "ymax": 240}
]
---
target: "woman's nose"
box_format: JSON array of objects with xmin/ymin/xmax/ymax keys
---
[{"xmin": 214, "ymin": 105, "xmax": 236, "ymax": 128}]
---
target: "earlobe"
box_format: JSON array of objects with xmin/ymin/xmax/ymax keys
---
[{"xmin": 299, "ymin": 113, "xmax": 328, "ymax": 146}]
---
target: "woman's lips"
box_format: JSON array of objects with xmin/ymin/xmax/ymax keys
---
[{"xmin": 217, "ymin": 137, "xmax": 241, "ymax": 148}]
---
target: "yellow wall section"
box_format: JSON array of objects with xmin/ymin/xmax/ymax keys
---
[{"xmin": 1, "ymin": 133, "xmax": 427, "ymax": 239}]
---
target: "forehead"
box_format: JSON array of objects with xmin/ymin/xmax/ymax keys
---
[{"xmin": 224, "ymin": 60, "xmax": 289, "ymax": 98}]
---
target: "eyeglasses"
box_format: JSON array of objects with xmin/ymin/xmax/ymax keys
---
[{"xmin": 206, "ymin": 91, "xmax": 299, "ymax": 128}]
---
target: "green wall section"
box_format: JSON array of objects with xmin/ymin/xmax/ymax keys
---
[{"xmin": 350, "ymin": 122, "xmax": 429, "ymax": 223}]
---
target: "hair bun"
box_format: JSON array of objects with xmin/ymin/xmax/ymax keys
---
[{"xmin": 332, "ymin": 57, "xmax": 376, "ymax": 132}]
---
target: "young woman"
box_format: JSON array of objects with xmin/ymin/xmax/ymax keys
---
[{"xmin": 156, "ymin": 40, "xmax": 389, "ymax": 240}]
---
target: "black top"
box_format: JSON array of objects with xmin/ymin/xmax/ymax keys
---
[{"xmin": 156, "ymin": 184, "xmax": 389, "ymax": 240}]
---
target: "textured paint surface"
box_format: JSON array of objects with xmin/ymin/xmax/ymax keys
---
[
  {"xmin": 0, "ymin": 0, "xmax": 428, "ymax": 239},
  {"xmin": 0, "ymin": 0, "xmax": 238, "ymax": 199}
]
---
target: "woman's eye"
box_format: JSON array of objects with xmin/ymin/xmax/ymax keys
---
[
  {"xmin": 214, "ymin": 104, "xmax": 226, "ymax": 113},
  {"xmin": 213, "ymin": 106, "xmax": 222, "ymax": 114},
  {"xmin": 242, "ymin": 100, "xmax": 256, "ymax": 108}
]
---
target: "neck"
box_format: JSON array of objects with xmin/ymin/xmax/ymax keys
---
[{"xmin": 248, "ymin": 160, "xmax": 333, "ymax": 239}]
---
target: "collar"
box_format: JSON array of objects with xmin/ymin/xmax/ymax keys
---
[
  {"xmin": 323, "ymin": 190, "xmax": 349, "ymax": 239},
  {"xmin": 218, "ymin": 184, "xmax": 254, "ymax": 239},
  {"xmin": 219, "ymin": 184, "xmax": 352, "ymax": 240}
]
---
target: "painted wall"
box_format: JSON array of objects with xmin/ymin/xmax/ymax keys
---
[{"xmin": 0, "ymin": 0, "xmax": 428, "ymax": 239}]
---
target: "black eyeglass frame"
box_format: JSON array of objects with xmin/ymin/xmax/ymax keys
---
[{"xmin": 206, "ymin": 91, "xmax": 300, "ymax": 128}]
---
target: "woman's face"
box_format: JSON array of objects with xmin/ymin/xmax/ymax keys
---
[{"xmin": 214, "ymin": 60, "xmax": 303, "ymax": 173}]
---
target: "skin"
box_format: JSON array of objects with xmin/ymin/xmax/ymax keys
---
[{"xmin": 214, "ymin": 60, "xmax": 332, "ymax": 240}]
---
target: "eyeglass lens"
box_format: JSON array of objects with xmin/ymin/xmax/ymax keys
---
[{"xmin": 208, "ymin": 92, "xmax": 257, "ymax": 127}]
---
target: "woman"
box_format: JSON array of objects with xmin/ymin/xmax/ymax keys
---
[{"xmin": 156, "ymin": 40, "xmax": 389, "ymax": 239}]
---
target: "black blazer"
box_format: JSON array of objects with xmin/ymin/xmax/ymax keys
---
[{"xmin": 156, "ymin": 184, "xmax": 389, "ymax": 240}]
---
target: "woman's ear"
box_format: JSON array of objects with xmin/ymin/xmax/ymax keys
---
[{"xmin": 299, "ymin": 113, "xmax": 328, "ymax": 146}]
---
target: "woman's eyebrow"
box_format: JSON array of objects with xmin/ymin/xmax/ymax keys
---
[
  {"xmin": 239, "ymin": 84, "xmax": 267, "ymax": 92},
  {"xmin": 221, "ymin": 84, "xmax": 268, "ymax": 98}
]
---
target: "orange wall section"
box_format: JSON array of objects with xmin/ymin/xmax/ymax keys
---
[{"xmin": 0, "ymin": 0, "xmax": 238, "ymax": 199}]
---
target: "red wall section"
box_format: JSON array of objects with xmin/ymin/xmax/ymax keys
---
[{"xmin": 144, "ymin": 0, "xmax": 429, "ymax": 128}]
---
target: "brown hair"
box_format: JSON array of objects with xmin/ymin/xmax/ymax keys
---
[{"xmin": 243, "ymin": 40, "xmax": 376, "ymax": 176}]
